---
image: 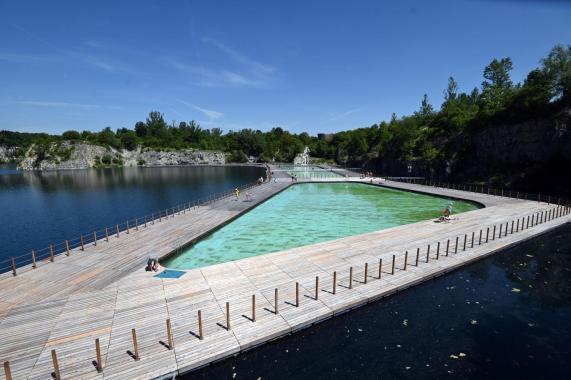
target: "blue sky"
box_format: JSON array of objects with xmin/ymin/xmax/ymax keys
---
[{"xmin": 1, "ymin": 0, "xmax": 570, "ymax": 135}]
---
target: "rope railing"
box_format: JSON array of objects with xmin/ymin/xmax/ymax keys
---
[
  {"xmin": 2, "ymin": 201, "xmax": 568, "ymax": 378},
  {"xmin": 1, "ymin": 179, "xmax": 269, "ymax": 277}
]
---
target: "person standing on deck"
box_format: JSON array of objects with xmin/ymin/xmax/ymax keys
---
[{"xmin": 234, "ymin": 187, "xmax": 240, "ymax": 200}]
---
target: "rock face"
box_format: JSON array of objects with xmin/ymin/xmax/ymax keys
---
[
  {"xmin": 0, "ymin": 146, "xmax": 19, "ymax": 163},
  {"xmin": 17, "ymin": 141, "xmax": 227, "ymax": 171}
]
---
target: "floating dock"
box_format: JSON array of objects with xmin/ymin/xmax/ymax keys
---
[{"xmin": 0, "ymin": 167, "xmax": 569, "ymax": 379}]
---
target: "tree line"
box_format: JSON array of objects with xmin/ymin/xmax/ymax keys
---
[{"xmin": 1, "ymin": 44, "xmax": 570, "ymax": 167}]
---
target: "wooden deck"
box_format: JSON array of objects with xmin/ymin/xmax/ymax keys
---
[{"xmin": 0, "ymin": 170, "xmax": 569, "ymax": 379}]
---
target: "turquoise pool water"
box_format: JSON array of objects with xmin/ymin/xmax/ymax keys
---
[{"xmin": 164, "ymin": 183, "xmax": 480, "ymax": 269}]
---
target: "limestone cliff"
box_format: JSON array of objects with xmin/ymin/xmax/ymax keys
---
[{"xmin": 16, "ymin": 141, "xmax": 226, "ymax": 171}]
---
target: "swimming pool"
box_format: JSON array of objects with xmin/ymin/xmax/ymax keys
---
[{"xmin": 163, "ymin": 183, "xmax": 481, "ymax": 269}]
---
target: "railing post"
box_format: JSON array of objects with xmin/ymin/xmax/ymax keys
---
[
  {"xmin": 526, "ymin": 215, "xmax": 530, "ymax": 229},
  {"xmin": 479, "ymin": 230, "xmax": 482, "ymax": 245},
  {"xmin": 505, "ymin": 222, "xmax": 508, "ymax": 236},
  {"xmin": 315, "ymin": 276, "xmax": 320, "ymax": 299},
  {"xmin": 349, "ymin": 268, "xmax": 353, "ymax": 288},
  {"xmin": 65, "ymin": 240, "xmax": 70, "ymax": 256},
  {"xmin": 135, "ymin": 218, "xmax": 139, "ymax": 231},
  {"xmin": 105, "ymin": 227, "xmax": 109, "ymax": 242},
  {"xmin": 471, "ymin": 232, "xmax": 475, "ymax": 248},
  {"xmin": 166, "ymin": 318, "xmax": 174, "ymax": 349},
  {"xmin": 3, "ymin": 361, "xmax": 13, "ymax": 380},
  {"xmin": 93, "ymin": 231, "xmax": 97, "ymax": 246},
  {"xmin": 493, "ymin": 225, "xmax": 497, "ymax": 240},
  {"xmin": 131, "ymin": 328, "xmax": 139, "ymax": 360},
  {"xmin": 425, "ymin": 245, "xmax": 430, "ymax": 263},
  {"xmin": 333, "ymin": 271, "xmax": 337, "ymax": 294},
  {"xmin": 364, "ymin": 263, "xmax": 369, "ymax": 283},
  {"xmin": 80, "ymin": 235, "xmax": 85, "ymax": 251},
  {"xmin": 51, "ymin": 349, "xmax": 61, "ymax": 380},
  {"xmin": 116, "ymin": 224, "xmax": 120, "ymax": 238},
  {"xmin": 144, "ymin": 216, "xmax": 147, "ymax": 228},
  {"xmin": 198, "ymin": 310, "xmax": 204, "ymax": 339},
  {"xmin": 415, "ymin": 248, "xmax": 420, "ymax": 265},
  {"xmin": 446, "ymin": 240, "xmax": 450, "ymax": 256},
  {"xmin": 296, "ymin": 282, "xmax": 300, "ymax": 306},
  {"xmin": 511, "ymin": 221, "xmax": 514, "ymax": 234},
  {"xmin": 274, "ymin": 288, "xmax": 279, "ymax": 314},
  {"xmin": 436, "ymin": 242, "xmax": 440, "ymax": 260},
  {"xmin": 226, "ymin": 302, "xmax": 231, "ymax": 330},
  {"xmin": 32, "ymin": 250, "xmax": 36, "ymax": 268},
  {"xmin": 50, "ymin": 243, "xmax": 55, "ymax": 261},
  {"xmin": 126, "ymin": 221, "xmax": 130, "ymax": 234},
  {"xmin": 499, "ymin": 224, "xmax": 503, "ymax": 238},
  {"xmin": 455, "ymin": 236, "xmax": 459, "ymax": 253},
  {"xmin": 251, "ymin": 294, "xmax": 256, "ymax": 322},
  {"xmin": 403, "ymin": 251, "xmax": 408, "ymax": 270},
  {"xmin": 11, "ymin": 257, "xmax": 16, "ymax": 276},
  {"xmin": 95, "ymin": 338, "xmax": 102, "ymax": 372}
]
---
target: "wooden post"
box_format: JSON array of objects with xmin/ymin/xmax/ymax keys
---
[
  {"xmin": 151, "ymin": 212, "xmax": 154, "ymax": 224},
  {"xmin": 251, "ymin": 294, "xmax": 256, "ymax": 321},
  {"xmin": 479, "ymin": 230, "xmax": 482, "ymax": 245},
  {"xmin": 3, "ymin": 361, "xmax": 12, "ymax": 380},
  {"xmin": 505, "ymin": 222, "xmax": 508, "ymax": 236},
  {"xmin": 511, "ymin": 221, "xmax": 514, "ymax": 234},
  {"xmin": 333, "ymin": 271, "xmax": 337, "ymax": 294},
  {"xmin": 95, "ymin": 338, "xmax": 102, "ymax": 372},
  {"xmin": 116, "ymin": 224, "xmax": 120, "ymax": 238},
  {"xmin": 144, "ymin": 216, "xmax": 147, "ymax": 228},
  {"xmin": 198, "ymin": 310, "xmax": 204, "ymax": 339},
  {"xmin": 32, "ymin": 250, "xmax": 36, "ymax": 268},
  {"xmin": 446, "ymin": 240, "xmax": 450, "ymax": 256},
  {"xmin": 159, "ymin": 211, "xmax": 162, "ymax": 222},
  {"xmin": 226, "ymin": 302, "xmax": 231, "ymax": 330},
  {"xmin": 436, "ymin": 242, "xmax": 440, "ymax": 259},
  {"xmin": 416, "ymin": 248, "xmax": 420, "ymax": 265},
  {"xmin": 135, "ymin": 218, "xmax": 139, "ymax": 231},
  {"xmin": 391, "ymin": 255, "xmax": 396, "ymax": 273},
  {"xmin": 463, "ymin": 234, "xmax": 467, "ymax": 250},
  {"xmin": 403, "ymin": 251, "xmax": 408, "ymax": 270},
  {"xmin": 166, "ymin": 318, "xmax": 174, "ymax": 349},
  {"xmin": 425, "ymin": 245, "xmax": 430, "ymax": 263},
  {"xmin": 516, "ymin": 219, "xmax": 519, "ymax": 232},
  {"xmin": 486, "ymin": 227, "xmax": 490, "ymax": 242},
  {"xmin": 455, "ymin": 237, "xmax": 459, "ymax": 253},
  {"xmin": 471, "ymin": 232, "xmax": 474, "ymax": 248},
  {"xmin": 315, "ymin": 276, "xmax": 320, "ymax": 299},
  {"xmin": 93, "ymin": 231, "xmax": 97, "ymax": 246},
  {"xmin": 51, "ymin": 349, "xmax": 61, "ymax": 380},
  {"xmin": 493, "ymin": 225, "xmax": 497, "ymax": 240},
  {"xmin": 126, "ymin": 220, "xmax": 130, "ymax": 234},
  {"xmin": 274, "ymin": 288, "xmax": 279, "ymax": 314},
  {"xmin": 364, "ymin": 263, "xmax": 369, "ymax": 283},
  {"xmin": 105, "ymin": 227, "xmax": 109, "ymax": 242},
  {"xmin": 50, "ymin": 243, "xmax": 55, "ymax": 261},
  {"xmin": 499, "ymin": 224, "xmax": 503, "ymax": 238},
  {"xmin": 65, "ymin": 240, "xmax": 70, "ymax": 256},
  {"xmin": 349, "ymin": 268, "xmax": 353, "ymax": 289},
  {"xmin": 295, "ymin": 282, "xmax": 300, "ymax": 306},
  {"xmin": 131, "ymin": 328, "xmax": 139, "ymax": 360},
  {"xmin": 11, "ymin": 257, "xmax": 16, "ymax": 276}
]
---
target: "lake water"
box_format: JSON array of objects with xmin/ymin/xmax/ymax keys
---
[
  {"xmin": 164, "ymin": 183, "xmax": 480, "ymax": 269},
  {"xmin": 0, "ymin": 165, "xmax": 264, "ymax": 270},
  {"xmin": 186, "ymin": 223, "xmax": 571, "ymax": 379}
]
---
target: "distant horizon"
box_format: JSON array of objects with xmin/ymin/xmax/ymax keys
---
[{"xmin": 1, "ymin": 0, "xmax": 570, "ymax": 135}]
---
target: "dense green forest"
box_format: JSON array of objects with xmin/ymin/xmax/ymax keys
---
[{"xmin": 1, "ymin": 44, "xmax": 570, "ymax": 178}]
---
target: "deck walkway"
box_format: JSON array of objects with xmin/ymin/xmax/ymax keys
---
[{"xmin": 0, "ymin": 170, "xmax": 569, "ymax": 379}]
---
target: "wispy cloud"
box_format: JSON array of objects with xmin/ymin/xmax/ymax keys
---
[
  {"xmin": 329, "ymin": 108, "xmax": 362, "ymax": 121},
  {"xmin": 201, "ymin": 37, "xmax": 276, "ymax": 75},
  {"xmin": 9, "ymin": 100, "xmax": 123, "ymax": 110},
  {"xmin": 176, "ymin": 99, "xmax": 224, "ymax": 120},
  {"xmin": 0, "ymin": 53, "xmax": 45, "ymax": 63},
  {"xmin": 166, "ymin": 58, "xmax": 264, "ymax": 88}
]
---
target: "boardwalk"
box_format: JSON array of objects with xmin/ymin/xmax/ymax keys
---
[{"xmin": 0, "ymin": 171, "xmax": 569, "ymax": 379}]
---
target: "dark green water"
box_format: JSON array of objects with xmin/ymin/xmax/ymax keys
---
[
  {"xmin": 0, "ymin": 165, "xmax": 264, "ymax": 269},
  {"xmin": 186, "ymin": 223, "xmax": 571, "ymax": 380},
  {"xmin": 165, "ymin": 183, "xmax": 480, "ymax": 269}
]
